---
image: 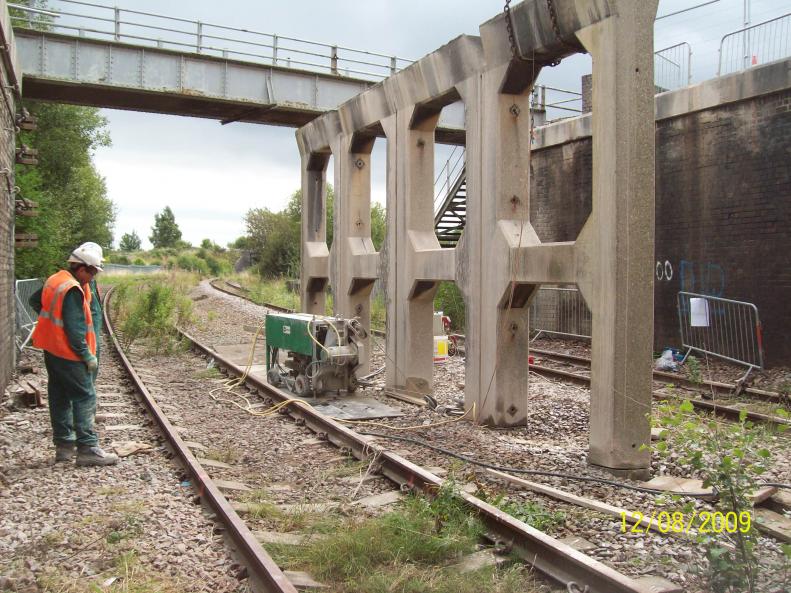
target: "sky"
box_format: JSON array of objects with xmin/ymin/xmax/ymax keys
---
[{"xmin": 37, "ymin": 0, "xmax": 784, "ymax": 248}]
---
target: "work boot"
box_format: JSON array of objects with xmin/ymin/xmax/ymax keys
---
[
  {"xmin": 76, "ymin": 446, "xmax": 119, "ymax": 467},
  {"xmin": 55, "ymin": 443, "xmax": 76, "ymax": 463}
]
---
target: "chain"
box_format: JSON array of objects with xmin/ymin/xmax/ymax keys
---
[
  {"xmin": 505, "ymin": 0, "xmax": 568, "ymax": 65},
  {"xmin": 503, "ymin": 0, "xmax": 519, "ymax": 60}
]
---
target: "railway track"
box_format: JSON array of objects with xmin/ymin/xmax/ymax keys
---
[
  {"xmin": 530, "ymin": 347, "xmax": 787, "ymax": 406},
  {"xmin": 207, "ymin": 278, "xmax": 788, "ymax": 430},
  {"xmin": 527, "ymin": 350, "xmax": 790, "ymax": 429},
  {"xmin": 105, "ymin": 285, "xmax": 665, "ymax": 593}
]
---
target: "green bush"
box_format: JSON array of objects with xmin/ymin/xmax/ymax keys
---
[
  {"xmin": 175, "ymin": 253, "xmax": 208, "ymax": 275},
  {"xmin": 434, "ymin": 282, "xmax": 465, "ymax": 331},
  {"xmin": 132, "ymin": 258, "xmax": 146, "ymax": 266},
  {"xmin": 115, "ymin": 278, "xmax": 193, "ymax": 354}
]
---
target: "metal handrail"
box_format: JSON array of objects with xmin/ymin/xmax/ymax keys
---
[
  {"xmin": 9, "ymin": 0, "xmax": 414, "ymax": 79},
  {"xmin": 717, "ymin": 12, "xmax": 791, "ymax": 75}
]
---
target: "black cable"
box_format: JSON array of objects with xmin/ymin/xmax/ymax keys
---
[{"xmin": 360, "ymin": 431, "xmax": 791, "ymax": 497}]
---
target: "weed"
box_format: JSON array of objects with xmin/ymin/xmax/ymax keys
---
[
  {"xmin": 204, "ymin": 445, "xmax": 240, "ymax": 465},
  {"xmin": 268, "ymin": 481, "xmax": 540, "ymax": 593},
  {"xmin": 194, "ymin": 366, "xmax": 221, "ymax": 379},
  {"xmin": 652, "ymin": 399, "xmax": 786, "ymax": 593},
  {"xmin": 686, "ymin": 356, "xmax": 702, "ymax": 384},
  {"xmin": 113, "ymin": 274, "xmax": 194, "ymax": 355},
  {"xmin": 480, "ymin": 494, "xmax": 565, "ymax": 533}
]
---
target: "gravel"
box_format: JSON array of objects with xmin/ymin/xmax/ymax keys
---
[
  {"xmin": 0, "ymin": 344, "xmax": 249, "ymax": 593},
  {"xmin": 187, "ymin": 280, "xmax": 791, "ymax": 593}
]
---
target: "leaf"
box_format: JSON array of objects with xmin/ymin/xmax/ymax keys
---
[
  {"xmin": 679, "ymin": 400, "xmax": 694, "ymax": 413},
  {"xmin": 739, "ymin": 410, "xmax": 748, "ymax": 423},
  {"xmin": 757, "ymin": 448, "xmax": 771, "ymax": 459}
]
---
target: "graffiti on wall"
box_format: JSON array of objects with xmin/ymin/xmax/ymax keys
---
[{"xmin": 678, "ymin": 260, "xmax": 725, "ymax": 297}]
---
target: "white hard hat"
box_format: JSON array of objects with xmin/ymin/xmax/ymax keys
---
[{"xmin": 68, "ymin": 242, "xmax": 104, "ymax": 271}]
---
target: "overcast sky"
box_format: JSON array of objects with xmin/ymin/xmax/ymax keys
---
[{"xmin": 52, "ymin": 0, "xmax": 783, "ymax": 248}]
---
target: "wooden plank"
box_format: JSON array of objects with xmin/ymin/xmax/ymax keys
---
[
  {"xmin": 487, "ymin": 469, "xmax": 697, "ymax": 539},
  {"xmin": 754, "ymin": 508, "xmax": 791, "ymax": 543},
  {"xmin": 283, "ymin": 570, "xmax": 327, "ymax": 590},
  {"xmin": 196, "ymin": 457, "xmax": 232, "ymax": 469},
  {"xmin": 352, "ymin": 490, "xmax": 402, "ymax": 508},
  {"xmin": 214, "ymin": 479, "xmax": 252, "ymax": 492}
]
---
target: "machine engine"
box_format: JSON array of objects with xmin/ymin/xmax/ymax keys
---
[{"xmin": 264, "ymin": 313, "xmax": 367, "ymax": 396}]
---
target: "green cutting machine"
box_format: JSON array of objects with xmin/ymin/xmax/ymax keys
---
[{"xmin": 264, "ymin": 312, "xmax": 367, "ymax": 396}]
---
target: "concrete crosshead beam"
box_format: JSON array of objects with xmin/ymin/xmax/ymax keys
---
[{"xmin": 297, "ymin": 0, "xmax": 657, "ymax": 476}]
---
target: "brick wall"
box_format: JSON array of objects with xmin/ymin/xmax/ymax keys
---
[
  {"xmin": 0, "ymin": 1, "xmax": 17, "ymax": 395},
  {"xmin": 529, "ymin": 88, "xmax": 791, "ymax": 367},
  {"xmin": 0, "ymin": 85, "xmax": 14, "ymax": 393}
]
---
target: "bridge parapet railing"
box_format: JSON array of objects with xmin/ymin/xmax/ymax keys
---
[
  {"xmin": 677, "ymin": 291, "xmax": 764, "ymax": 379},
  {"xmin": 718, "ymin": 13, "xmax": 791, "ymax": 76},
  {"xmin": 9, "ymin": 0, "xmax": 413, "ymax": 80},
  {"xmin": 14, "ymin": 278, "xmax": 43, "ymax": 352}
]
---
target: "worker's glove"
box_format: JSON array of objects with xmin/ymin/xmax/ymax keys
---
[{"xmin": 85, "ymin": 357, "xmax": 98, "ymax": 373}]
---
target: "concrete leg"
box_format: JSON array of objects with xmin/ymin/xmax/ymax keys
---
[
  {"xmin": 299, "ymin": 151, "xmax": 330, "ymax": 315},
  {"xmin": 576, "ymin": 0, "xmax": 658, "ymax": 475},
  {"xmin": 330, "ymin": 133, "xmax": 378, "ymax": 374},
  {"xmin": 382, "ymin": 108, "xmax": 443, "ymax": 397},
  {"xmin": 459, "ymin": 66, "xmax": 537, "ymax": 426}
]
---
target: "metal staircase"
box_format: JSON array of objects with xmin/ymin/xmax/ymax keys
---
[{"xmin": 433, "ymin": 147, "xmax": 466, "ymax": 248}]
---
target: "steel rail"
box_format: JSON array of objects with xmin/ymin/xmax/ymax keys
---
[
  {"xmin": 529, "ymin": 362, "xmax": 790, "ymax": 429},
  {"xmin": 102, "ymin": 287, "xmax": 298, "ymax": 593},
  {"xmin": 207, "ymin": 279, "xmax": 387, "ymax": 338},
  {"xmin": 175, "ymin": 327, "xmax": 652, "ymax": 593},
  {"xmin": 530, "ymin": 347, "xmax": 786, "ymax": 406}
]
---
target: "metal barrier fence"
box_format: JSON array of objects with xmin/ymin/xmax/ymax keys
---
[
  {"xmin": 718, "ymin": 13, "xmax": 791, "ymax": 76},
  {"xmin": 103, "ymin": 263, "xmax": 162, "ymax": 275},
  {"xmin": 677, "ymin": 291, "xmax": 763, "ymax": 377},
  {"xmin": 529, "ymin": 286, "xmax": 591, "ymax": 341},
  {"xmin": 8, "ymin": 0, "xmax": 414, "ymax": 80},
  {"xmin": 14, "ymin": 278, "xmax": 43, "ymax": 352},
  {"xmin": 654, "ymin": 42, "xmax": 692, "ymax": 91}
]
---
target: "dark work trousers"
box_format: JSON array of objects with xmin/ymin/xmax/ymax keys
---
[{"xmin": 44, "ymin": 351, "xmax": 98, "ymax": 447}]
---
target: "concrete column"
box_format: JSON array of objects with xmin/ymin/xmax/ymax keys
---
[
  {"xmin": 329, "ymin": 133, "xmax": 377, "ymax": 374},
  {"xmin": 299, "ymin": 151, "xmax": 330, "ymax": 315},
  {"xmin": 459, "ymin": 65, "xmax": 538, "ymax": 426},
  {"xmin": 381, "ymin": 107, "xmax": 442, "ymax": 397},
  {"xmin": 575, "ymin": 0, "xmax": 658, "ymax": 476}
]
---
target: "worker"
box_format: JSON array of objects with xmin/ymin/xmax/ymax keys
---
[{"xmin": 30, "ymin": 242, "xmax": 119, "ymax": 466}]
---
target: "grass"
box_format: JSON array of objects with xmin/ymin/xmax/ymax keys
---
[
  {"xmin": 263, "ymin": 480, "xmax": 540, "ymax": 592},
  {"xmin": 204, "ymin": 445, "xmax": 241, "ymax": 465},
  {"xmin": 193, "ymin": 366, "xmax": 221, "ymax": 379},
  {"xmin": 38, "ymin": 551, "xmax": 183, "ymax": 593}
]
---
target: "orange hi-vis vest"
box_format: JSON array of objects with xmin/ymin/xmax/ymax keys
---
[{"xmin": 31, "ymin": 269, "xmax": 96, "ymax": 361}]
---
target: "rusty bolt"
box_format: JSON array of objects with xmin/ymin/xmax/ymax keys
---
[
  {"xmin": 417, "ymin": 138, "xmax": 425, "ymax": 147},
  {"xmin": 509, "ymin": 104, "xmax": 521, "ymax": 116},
  {"xmin": 355, "ymin": 303, "xmax": 363, "ymax": 315},
  {"xmin": 507, "ymin": 404, "xmax": 518, "ymax": 416},
  {"xmin": 355, "ymin": 158, "xmax": 365, "ymax": 169}
]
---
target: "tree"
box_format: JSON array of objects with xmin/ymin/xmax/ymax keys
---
[
  {"xmin": 14, "ymin": 101, "xmax": 116, "ymax": 278},
  {"xmin": 149, "ymin": 206, "xmax": 182, "ymax": 248},
  {"xmin": 371, "ymin": 203, "xmax": 386, "ymax": 251},
  {"xmin": 119, "ymin": 231, "xmax": 142, "ymax": 252}
]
